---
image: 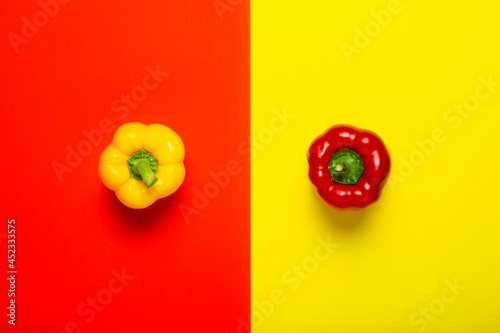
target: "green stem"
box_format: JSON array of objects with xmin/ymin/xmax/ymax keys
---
[
  {"xmin": 328, "ymin": 148, "xmax": 364, "ymax": 185},
  {"xmin": 334, "ymin": 163, "xmax": 345, "ymax": 173},
  {"xmin": 137, "ymin": 161, "xmax": 158, "ymax": 187},
  {"xmin": 127, "ymin": 149, "xmax": 159, "ymax": 187}
]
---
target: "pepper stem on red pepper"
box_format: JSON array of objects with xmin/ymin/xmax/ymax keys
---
[
  {"xmin": 334, "ymin": 164, "xmax": 346, "ymax": 173},
  {"xmin": 127, "ymin": 149, "xmax": 159, "ymax": 187},
  {"xmin": 328, "ymin": 148, "xmax": 364, "ymax": 185}
]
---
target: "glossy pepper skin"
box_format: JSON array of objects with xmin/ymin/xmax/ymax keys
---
[
  {"xmin": 99, "ymin": 122, "xmax": 185, "ymax": 209},
  {"xmin": 307, "ymin": 125, "xmax": 390, "ymax": 210}
]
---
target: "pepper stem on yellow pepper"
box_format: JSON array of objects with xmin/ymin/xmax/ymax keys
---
[
  {"xmin": 127, "ymin": 149, "xmax": 159, "ymax": 187},
  {"xmin": 136, "ymin": 160, "xmax": 158, "ymax": 187}
]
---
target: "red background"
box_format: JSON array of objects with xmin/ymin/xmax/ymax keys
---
[{"xmin": 1, "ymin": 0, "xmax": 249, "ymax": 332}]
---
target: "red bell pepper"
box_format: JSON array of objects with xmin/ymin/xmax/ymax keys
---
[{"xmin": 307, "ymin": 125, "xmax": 391, "ymax": 210}]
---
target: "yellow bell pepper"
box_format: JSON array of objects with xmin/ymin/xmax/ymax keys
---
[{"xmin": 99, "ymin": 122, "xmax": 185, "ymax": 209}]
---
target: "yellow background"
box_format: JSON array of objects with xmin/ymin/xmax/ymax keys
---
[{"xmin": 251, "ymin": 0, "xmax": 500, "ymax": 332}]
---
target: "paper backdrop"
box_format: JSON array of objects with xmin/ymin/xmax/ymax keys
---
[{"xmin": 3, "ymin": 0, "xmax": 500, "ymax": 332}]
